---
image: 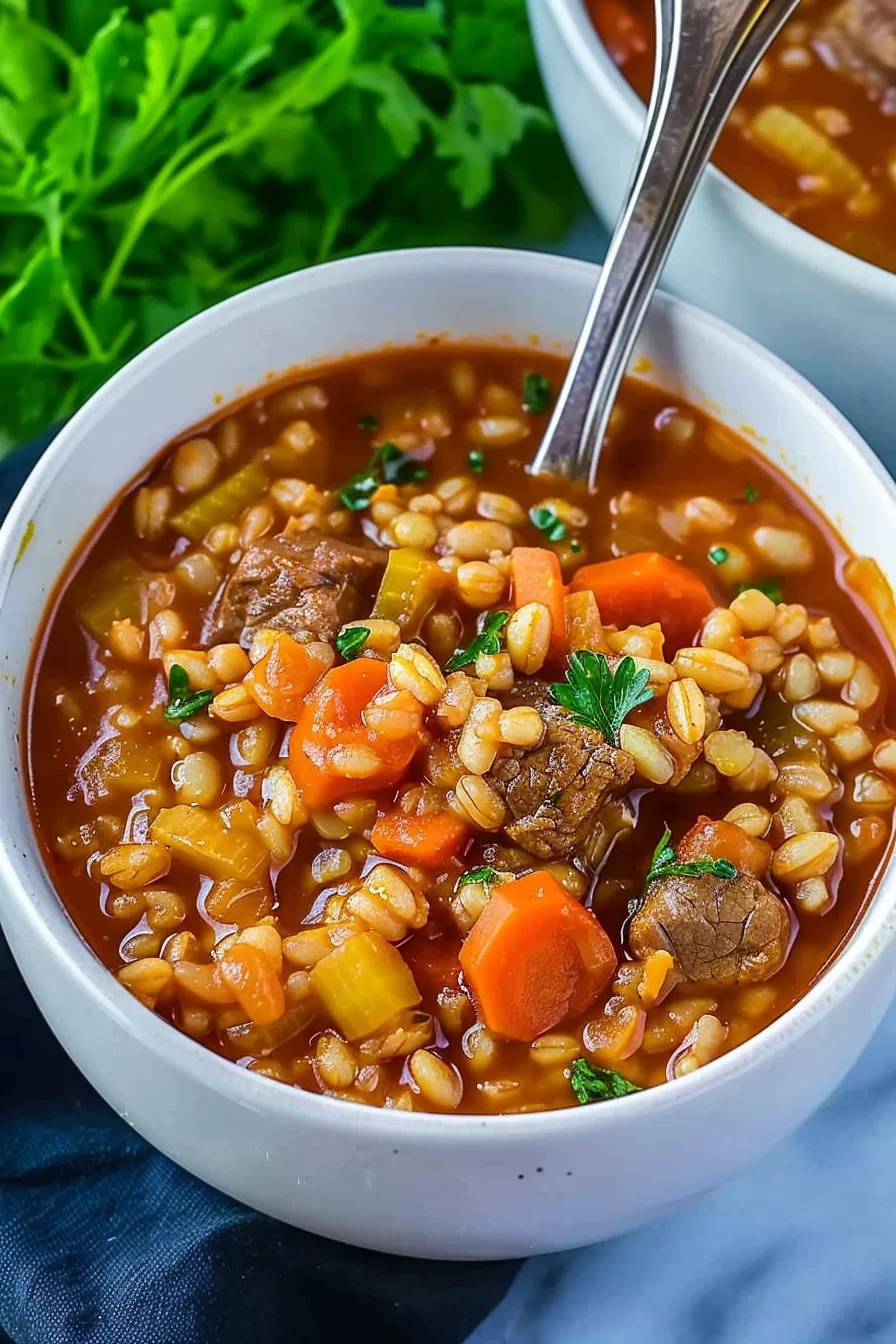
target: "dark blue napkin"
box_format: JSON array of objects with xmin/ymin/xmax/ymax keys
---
[{"xmin": 0, "ymin": 432, "xmax": 520, "ymax": 1344}]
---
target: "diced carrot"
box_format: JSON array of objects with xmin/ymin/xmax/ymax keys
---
[
  {"xmin": 571, "ymin": 552, "xmax": 714, "ymax": 653},
  {"xmin": 244, "ymin": 632, "xmax": 323, "ymax": 720},
  {"xmin": 371, "ymin": 810, "xmax": 469, "ymax": 868},
  {"xmin": 219, "ymin": 942, "xmax": 285, "ymax": 1026},
  {"xmin": 677, "ymin": 815, "xmax": 772, "ymax": 878},
  {"xmin": 459, "ymin": 871, "xmax": 617, "ymax": 1042},
  {"xmin": 511, "ymin": 547, "xmax": 567, "ymax": 662},
  {"xmin": 288, "ymin": 660, "xmax": 419, "ymax": 810},
  {"xmin": 591, "ymin": 0, "xmax": 650, "ymax": 64}
]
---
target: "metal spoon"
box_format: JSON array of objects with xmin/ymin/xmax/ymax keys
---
[{"xmin": 530, "ymin": 0, "xmax": 801, "ymax": 488}]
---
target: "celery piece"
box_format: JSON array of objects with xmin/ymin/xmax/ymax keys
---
[
  {"xmin": 76, "ymin": 556, "xmax": 147, "ymax": 641},
  {"xmin": 77, "ymin": 737, "xmax": 162, "ymax": 805},
  {"xmin": 222, "ymin": 1003, "xmax": 317, "ymax": 1057},
  {"xmin": 371, "ymin": 546, "xmax": 442, "ymax": 636},
  {"xmin": 170, "ymin": 461, "xmax": 269, "ymax": 542},
  {"xmin": 309, "ymin": 931, "xmax": 421, "ymax": 1040},
  {"xmin": 151, "ymin": 804, "xmax": 269, "ymax": 881},
  {"xmin": 750, "ymin": 106, "xmax": 864, "ymax": 197}
]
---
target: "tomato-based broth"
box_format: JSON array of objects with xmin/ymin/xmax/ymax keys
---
[
  {"xmin": 588, "ymin": 0, "xmax": 896, "ymax": 272},
  {"xmin": 27, "ymin": 347, "xmax": 896, "ymax": 1115}
]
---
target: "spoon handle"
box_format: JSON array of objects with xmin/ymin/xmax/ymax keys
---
[{"xmin": 530, "ymin": 0, "xmax": 800, "ymax": 488}]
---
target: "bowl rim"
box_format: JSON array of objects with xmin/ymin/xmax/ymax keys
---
[
  {"xmin": 4, "ymin": 243, "xmax": 896, "ymax": 1143},
  {"xmin": 542, "ymin": 0, "xmax": 896, "ymax": 304}
]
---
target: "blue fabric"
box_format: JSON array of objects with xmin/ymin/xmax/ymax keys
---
[{"xmin": 0, "ymin": 432, "xmax": 520, "ymax": 1344}]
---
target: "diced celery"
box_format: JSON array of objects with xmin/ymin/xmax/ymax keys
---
[
  {"xmin": 77, "ymin": 737, "xmax": 162, "ymax": 805},
  {"xmin": 76, "ymin": 557, "xmax": 147, "ymax": 641},
  {"xmin": 170, "ymin": 461, "xmax": 269, "ymax": 542},
  {"xmin": 221, "ymin": 1002, "xmax": 317, "ymax": 1057},
  {"xmin": 750, "ymin": 105, "xmax": 864, "ymax": 196},
  {"xmin": 151, "ymin": 804, "xmax": 269, "ymax": 881},
  {"xmin": 309, "ymin": 931, "xmax": 421, "ymax": 1041},
  {"xmin": 372, "ymin": 546, "xmax": 442, "ymax": 636}
]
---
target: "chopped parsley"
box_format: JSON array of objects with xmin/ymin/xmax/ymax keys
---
[
  {"xmin": 738, "ymin": 578, "xmax": 783, "ymax": 604},
  {"xmin": 445, "ymin": 610, "xmax": 510, "ymax": 673},
  {"xmin": 708, "ymin": 546, "xmax": 729, "ymax": 566},
  {"xmin": 335, "ymin": 625, "xmax": 369, "ymax": 660},
  {"xmin": 570, "ymin": 1058, "xmax": 641, "ymax": 1104},
  {"xmin": 340, "ymin": 441, "xmax": 428, "ymax": 511},
  {"xmin": 551, "ymin": 652, "xmax": 653, "ymax": 747},
  {"xmin": 645, "ymin": 825, "xmax": 737, "ymax": 886},
  {"xmin": 743, "ymin": 483, "xmax": 760, "ymax": 504},
  {"xmin": 467, "ymin": 449, "xmax": 486, "ymax": 475},
  {"xmin": 570, "ymin": 539, "xmax": 582, "ymax": 553},
  {"xmin": 522, "ymin": 372, "xmax": 553, "ymax": 415},
  {"xmin": 530, "ymin": 504, "xmax": 567, "ymax": 542},
  {"xmin": 358, "ymin": 415, "xmax": 379, "ymax": 432},
  {"xmin": 456, "ymin": 865, "xmax": 499, "ymax": 891},
  {"xmin": 163, "ymin": 664, "xmax": 214, "ymax": 723}
]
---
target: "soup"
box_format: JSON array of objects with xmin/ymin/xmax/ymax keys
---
[
  {"xmin": 26, "ymin": 346, "xmax": 896, "ymax": 1114},
  {"xmin": 589, "ymin": 0, "xmax": 896, "ymax": 272}
]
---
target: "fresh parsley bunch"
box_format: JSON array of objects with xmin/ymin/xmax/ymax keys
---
[{"xmin": 0, "ymin": 0, "xmax": 581, "ymax": 448}]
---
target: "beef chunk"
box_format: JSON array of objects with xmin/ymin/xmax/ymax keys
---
[
  {"xmin": 629, "ymin": 870, "xmax": 790, "ymax": 988},
  {"xmin": 485, "ymin": 682, "xmax": 634, "ymax": 862},
  {"xmin": 816, "ymin": 0, "xmax": 896, "ymax": 94},
  {"xmin": 203, "ymin": 530, "xmax": 385, "ymax": 647}
]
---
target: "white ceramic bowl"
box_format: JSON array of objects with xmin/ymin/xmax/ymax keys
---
[
  {"xmin": 1, "ymin": 247, "xmax": 896, "ymax": 1261},
  {"xmin": 530, "ymin": 0, "xmax": 896, "ymax": 464}
]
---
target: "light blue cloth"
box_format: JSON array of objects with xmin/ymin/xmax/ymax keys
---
[{"xmin": 471, "ymin": 216, "xmax": 896, "ymax": 1344}]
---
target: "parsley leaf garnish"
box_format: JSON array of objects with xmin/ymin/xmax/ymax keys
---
[
  {"xmin": 737, "ymin": 578, "xmax": 783, "ymax": 604},
  {"xmin": 744, "ymin": 484, "xmax": 760, "ymax": 503},
  {"xmin": 0, "ymin": 4, "xmax": 580, "ymax": 447},
  {"xmin": 645, "ymin": 825, "xmax": 737, "ymax": 885},
  {"xmin": 335, "ymin": 625, "xmax": 369, "ymax": 660},
  {"xmin": 340, "ymin": 442, "xmax": 427, "ymax": 511},
  {"xmin": 445, "ymin": 610, "xmax": 510, "ymax": 673},
  {"xmin": 570, "ymin": 539, "xmax": 582, "ymax": 553},
  {"xmin": 456, "ymin": 865, "xmax": 499, "ymax": 891},
  {"xmin": 530, "ymin": 504, "xmax": 567, "ymax": 542},
  {"xmin": 551, "ymin": 652, "xmax": 653, "ymax": 747},
  {"xmin": 358, "ymin": 415, "xmax": 379, "ymax": 432},
  {"xmin": 522, "ymin": 372, "xmax": 553, "ymax": 414},
  {"xmin": 570, "ymin": 1058, "xmax": 641, "ymax": 1104},
  {"xmin": 467, "ymin": 449, "xmax": 486, "ymax": 475},
  {"xmin": 708, "ymin": 546, "xmax": 729, "ymax": 565},
  {"xmin": 163, "ymin": 664, "xmax": 214, "ymax": 723}
]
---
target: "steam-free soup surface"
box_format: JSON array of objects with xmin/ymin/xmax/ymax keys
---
[{"xmin": 27, "ymin": 346, "xmax": 896, "ymax": 1114}]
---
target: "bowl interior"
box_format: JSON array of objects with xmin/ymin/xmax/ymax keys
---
[{"xmin": 3, "ymin": 246, "xmax": 896, "ymax": 1127}]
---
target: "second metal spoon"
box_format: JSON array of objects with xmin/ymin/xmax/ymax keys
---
[{"xmin": 530, "ymin": 0, "xmax": 801, "ymax": 488}]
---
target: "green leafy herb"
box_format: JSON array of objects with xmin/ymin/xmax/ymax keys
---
[
  {"xmin": 744, "ymin": 483, "xmax": 760, "ymax": 503},
  {"xmin": 456, "ymin": 865, "xmax": 498, "ymax": 891},
  {"xmin": 445, "ymin": 609, "xmax": 510, "ymax": 672},
  {"xmin": 335, "ymin": 625, "xmax": 369, "ymax": 660},
  {"xmin": 570, "ymin": 1057, "xmax": 641, "ymax": 1105},
  {"xmin": 163, "ymin": 663, "xmax": 214, "ymax": 723},
  {"xmin": 551, "ymin": 652, "xmax": 653, "ymax": 747},
  {"xmin": 522, "ymin": 371, "xmax": 553, "ymax": 414},
  {"xmin": 529, "ymin": 504, "xmax": 567, "ymax": 542},
  {"xmin": 645, "ymin": 825, "xmax": 737, "ymax": 886},
  {"xmin": 0, "ymin": 1, "xmax": 581, "ymax": 449},
  {"xmin": 467, "ymin": 449, "xmax": 486, "ymax": 475},
  {"xmin": 340, "ymin": 441, "xmax": 427, "ymax": 511},
  {"xmin": 708, "ymin": 546, "xmax": 729, "ymax": 565},
  {"xmin": 738, "ymin": 578, "xmax": 783, "ymax": 605},
  {"xmin": 358, "ymin": 415, "xmax": 379, "ymax": 432},
  {"xmin": 570, "ymin": 539, "xmax": 582, "ymax": 553}
]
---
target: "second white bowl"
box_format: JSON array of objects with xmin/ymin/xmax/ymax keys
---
[{"xmin": 530, "ymin": 0, "xmax": 896, "ymax": 465}]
